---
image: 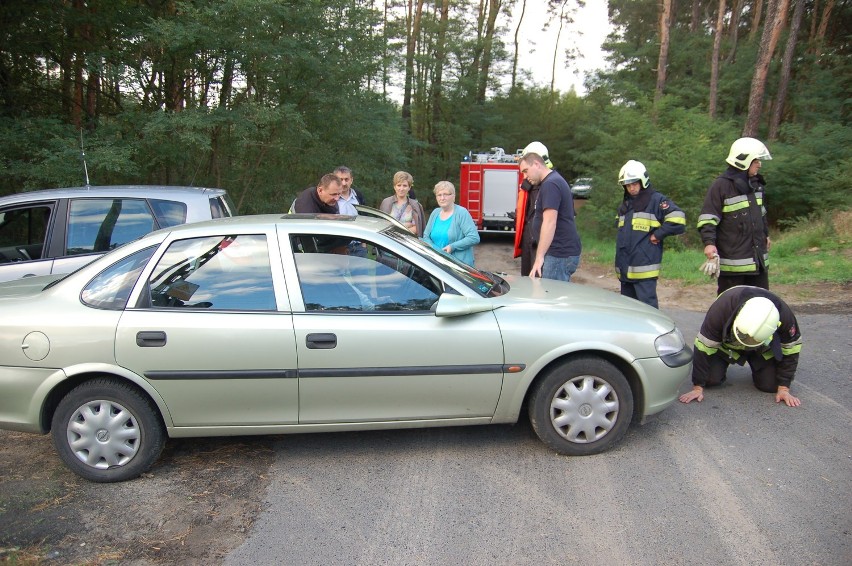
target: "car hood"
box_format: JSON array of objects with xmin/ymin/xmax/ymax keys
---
[{"xmin": 489, "ymin": 274, "xmax": 675, "ymax": 332}]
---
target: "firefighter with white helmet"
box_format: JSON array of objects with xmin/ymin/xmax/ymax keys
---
[
  {"xmin": 679, "ymin": 286, "xmax": 802, "ymax": 407},
  {"xmin": 614, "ymin": 160, "xmax": 686, "ymax": 308},
  {"xmin": 697, "ymin": 137, "xmax": 773, "ymax": 295}
]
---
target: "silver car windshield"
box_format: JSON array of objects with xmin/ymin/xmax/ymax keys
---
[{"xmin": 381, "ymin": 226, "xmax": 501, "ymax": 297}]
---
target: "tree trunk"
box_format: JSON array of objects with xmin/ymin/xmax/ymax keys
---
[
  {"xmin": 401, "ymin": 0, "xmax": 424, "ymax": 131},
  {"xmin": 550, "ymin": 1, "xmax": 567, "ymax": 96},
  {"xmin": 512, "ymin": 0, "xmax": 527, "ymax": 90},
  {"xmin": 475, "ymin": 0, "xmax": 501, "ymax": 106},
  {"xmin": 743, "ymin": 0, "xmax": 789, "ymax": 137},
  {"xmin": 813, "ymin": 0, "xmax": 835, "ymax": 57},
  {"xmin": 690, "ymin": 0, "xmax": 701, "ymax": 32},
  {"xmin": 748, "ymin": 0, "xmax": 764, "ymax": 42},
  {"xmin": 655, "ymin": 0, "xmax": 673, "ymax": 103},
  {"xmin": 709, "ymin": 0, "xmax": 727, "ymax": 118},
  {"xmin": 430, "ymin": 0, "xmax": 449, "ymax": 146},
  {"xmin": 808, "ymin": 0, "xmax": 819, "ymax": 45},
  {"xmin": 725, "ymin": 0, "xmax": 743, "ymax": 63},
  {"xmin": 768, "ymin": 0, "xmax": 804, "ymax": 139}
]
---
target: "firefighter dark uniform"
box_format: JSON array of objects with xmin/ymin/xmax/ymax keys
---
[
  {"xmin": 615, "ymin": 184, "xmax": 685, "ymax": 308},
  {"xmin": 697, "ymin": 167, "xmax": 770, "ymax": 293},
  {"xmin": 692, "ymin": 286, "xmax": 802, "ymax": 392},
  {"xmin": 513, "ymin": 179, "xmax": 540, "ymax": 276}
]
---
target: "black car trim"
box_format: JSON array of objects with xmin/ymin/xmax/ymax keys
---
[
  {"xmin": 144, "ymin": 364, "xmax": 525, "ymax": 380},
  {"xmin": 298, "ymin": 364, "xmax": 523, "ymax": 378},
  {"xmin": 145, "ymin": 369, "xmax": 297, "ymax": 380}
]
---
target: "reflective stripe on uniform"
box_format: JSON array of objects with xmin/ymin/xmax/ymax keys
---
[
  {"xmin": 719, "ymin": 257, "xmax": 758, "ymax": 272},
  {"xmin": 722, "ymin": 194, "xmax": 763, "ymax": 214},
  {"xmin": 697, "ymin": 213, "xmax": 719, "ymax": 228},
  {"xmin": 627, "ymin": 264, "xmax": 661, "ymax": 280},
  {"xmin": 664, "ymin": 210, "xmax": 686, "ymax": 224},
  {"xmin": 631, "ymin": 212, "xmax": 661, "ymax": 232}
]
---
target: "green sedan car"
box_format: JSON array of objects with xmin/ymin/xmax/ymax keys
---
[{"xmin": 0, "ymin": 214, "xmax": 692, "ymax": 482}]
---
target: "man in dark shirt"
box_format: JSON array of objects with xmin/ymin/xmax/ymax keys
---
[
  {"xmin": 519, "ymin": 152, "xmax": 582, "ymax": 281},
  {"xmin": 293, "ymin": 173, "xmax": 344, "ymax": 214}
]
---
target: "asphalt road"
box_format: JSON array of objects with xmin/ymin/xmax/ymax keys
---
[{"xmin": 226, "ymin": 311, "xmax": 852, "ymax": 566}]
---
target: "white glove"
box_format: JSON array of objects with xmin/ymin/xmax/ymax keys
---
[{"xmin": 700, "ymin": 255, "xmax": 720, "ymax": 279}]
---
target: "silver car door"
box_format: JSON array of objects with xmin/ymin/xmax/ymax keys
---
[
  {"xmin": 288, "ymin": 234, "xmax": 504, "ymax": 424},
  {"xmin": 115, "ymin": 232, "xmax": 299, "ymax": 427}
]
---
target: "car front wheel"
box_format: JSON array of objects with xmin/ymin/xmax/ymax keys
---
[
  {"xmin": 528, "ymin": 357, "xmax": 634, "ymax": 456},
  {"xmin": 51, "ymin": 379, "xmax": 165, "ymax": 483}
]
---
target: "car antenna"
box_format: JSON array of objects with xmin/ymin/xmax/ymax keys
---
[{"xmin": 79, "ymin": 129, "xmax": 91, "ymax": 189}]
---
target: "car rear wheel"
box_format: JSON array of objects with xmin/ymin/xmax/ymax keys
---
[
  {"xmin": 528, "ymin": 357, "xmax": 634, "ymax": 456},
  {"xmin": 51, "ymin": 379, "xmax": 165, "ymax": 483}
]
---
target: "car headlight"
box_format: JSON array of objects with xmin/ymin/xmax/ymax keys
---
[{"xmin": 655, "ymin": 328, "xmax": 693, "ymax": 368}]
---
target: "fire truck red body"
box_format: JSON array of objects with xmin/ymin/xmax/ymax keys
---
[{"xmin": 458, "ymin": 148, "xmax": 523, "ymax": 232}]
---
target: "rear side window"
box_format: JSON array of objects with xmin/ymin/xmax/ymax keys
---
[
  {"xmin": 82, "ymin": 246, "xmax": 157, "ymax": 309},
  {"xmin": 66, "ymin": 198, "xmax": 156, "ymax": 255},
  {"xmin": 149, "ymin": 199, "xmax": 187, "ymax": 228},
  {"xmin": 147, "ymin": 234, "xmax": 275, "ymax": 310},
  {"xmin": 210, "ymin": 194, "xmax": 236, "ymax": 218},
  {"xmin": 0, "ymin": 204, "xmax": 52, "ymax": 262}
]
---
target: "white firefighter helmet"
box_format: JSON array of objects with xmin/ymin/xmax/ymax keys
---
[
  {"xmin": 521, "ymin": 141, "xmax": 553, "ymax": 169},
  {"xmin": 733, "ymin": 296, "xmax": 780, "ymax": 347},
  {"xmin": 726, "ymin": 137, "xmax": 772, "ymax": 170},
  {"xmin": 618, "ymin": 160, "xmax": 650, "ymax": 189}
]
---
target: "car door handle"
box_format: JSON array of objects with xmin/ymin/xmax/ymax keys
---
[
  {"xmin": 136, "ymin": 331, "xmax": 167, "ymax": 347},
  {"xmin": 306, "ymin": 333, "xmax": 337, "ymax": 349}
]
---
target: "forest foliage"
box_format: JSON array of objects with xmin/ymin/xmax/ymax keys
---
[{"xmin": 0, "ymin": 0, "xmax": 849, "ymax": 236}]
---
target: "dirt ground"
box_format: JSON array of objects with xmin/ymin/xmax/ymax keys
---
[{"xmin": 1, "ymin": 236, "xmax": 849, "ymax": 565}]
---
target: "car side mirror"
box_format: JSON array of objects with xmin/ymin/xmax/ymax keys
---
[{"xmin": 434, "ymin": 293, "xmax": 494, "ymax": 317}]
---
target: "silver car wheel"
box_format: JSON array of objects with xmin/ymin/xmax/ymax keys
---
[
  {"xmin": 65, "ymin": 399, "xmax": 141, "ymax": 469},
  {"xmin": 529, "ymin": 356, "xmax": 633, "ymax": 456},
  {"xmin": 549, "ymin": 375, "xmax": 619, "ymax": 443}
]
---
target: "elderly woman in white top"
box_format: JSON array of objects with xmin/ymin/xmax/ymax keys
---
[{"xmin": 423, "ymin": 181, "xmax": 480, "ymax": 266}]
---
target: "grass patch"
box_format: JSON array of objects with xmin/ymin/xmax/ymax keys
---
[{"xmin": 579, "ymin": 212, "xmax": 852, "ymax": 285}]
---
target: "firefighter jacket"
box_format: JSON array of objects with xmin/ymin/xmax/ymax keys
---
[
  {"xmin": 697, "ymin": 167, "xmax": 769, "ymax": 275},
  {"xmin": 514, "ymin": 179, "xmax": 540, "ymax": 258},
  {"xmin": 614, "ymin": 186, "xmax": 685, "ymax": 281},
  {"xmin": 692, "ymin": 286, "xmax": 802, "ymax": 387}
]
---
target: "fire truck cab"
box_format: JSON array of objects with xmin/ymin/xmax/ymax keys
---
[{"xmin": 459, "ymin": 147, "xmax": 523, "ymax": 232}]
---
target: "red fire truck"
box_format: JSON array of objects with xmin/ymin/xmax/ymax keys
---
[{"xmin": 458, "ymin": 147, "xmax": 523, "ymax": 232}]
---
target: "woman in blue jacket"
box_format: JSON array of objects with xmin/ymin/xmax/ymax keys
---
[{"xmin": 424, "ymin": 181, "xmax": 480, "ymax": 266}]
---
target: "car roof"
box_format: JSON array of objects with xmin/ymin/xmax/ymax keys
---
[
  {"xmin": 0, "ymin": 185, "xmax": 227, "ymax": 205},
  {"xmin": 147, "ymin": 213, "xmax": 390, "ymax": 238}
]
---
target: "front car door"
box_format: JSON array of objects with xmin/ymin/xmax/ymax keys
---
[
  {"xmin": 115, "ymin": 230, "xmax": 299, "ymax": 427},
  {"xmin": 286, "ymin": 232, "xmax": 504, "ymax": 424},
  {"xmin": 0, "ymin": 201, "xmax": 56, "ymax": 281}
]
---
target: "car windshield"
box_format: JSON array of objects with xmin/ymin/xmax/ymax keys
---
[{"xmin": 381, "ymin": 225, "xmax": 507, "ymax": 297}]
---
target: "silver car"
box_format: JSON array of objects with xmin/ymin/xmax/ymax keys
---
[
  {"xmin": 0, "ymin": 185, "xmax": 235, "ymax": 282},
  {"xmin": 0, "ymin": 214, "xmax": 692, "ymax": 482}
]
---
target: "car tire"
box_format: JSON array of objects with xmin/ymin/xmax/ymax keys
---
[
  {"xmin": 51, "ymin": 379, "xmax": 165, "ymax": 483},
  {"xmin": 528, "ymin": 357, "xmax": 634, "ymax": 456}
]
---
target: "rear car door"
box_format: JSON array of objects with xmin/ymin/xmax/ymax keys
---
[
  {"xmin": 115, "ymin": 229, "xmax": 299, "ymax": 427},
  {"xmin": 286, "ymin": 232, "xmax": 504, "ymax": 424}
]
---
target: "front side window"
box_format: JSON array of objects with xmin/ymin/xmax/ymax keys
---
[
  {"xmin": 82, "ymin": 246, "xmax": 157, "ymax": 309},
  {"xmin": 148, "ymin": 234, "xmax": 275, "ymax": 310},
  {"xmin": 66, "ymin": 198, "xmax": 156, "ymax": 255},
  {"xmin": 292, "ymin": 234, "xmax": 442, "ymax": 312},
  {"xmin": 0, "ymin": 204, "xmax": 52, "ymax": 262}
]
